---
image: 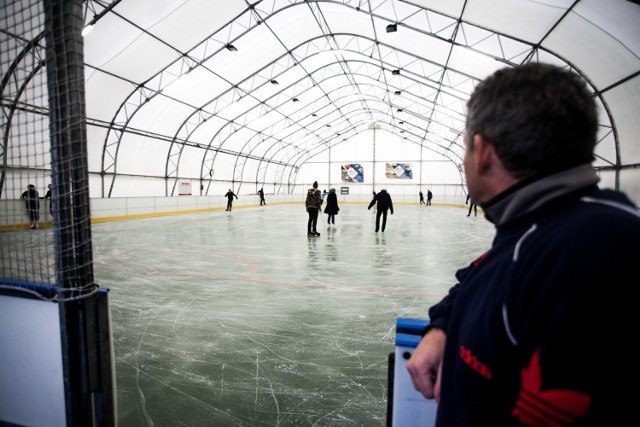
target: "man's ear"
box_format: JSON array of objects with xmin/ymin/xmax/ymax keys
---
[{"xmin": 472, "ymin": 134, "xmax": 497, "ymax": 174}]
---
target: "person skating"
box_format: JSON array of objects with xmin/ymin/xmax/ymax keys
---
[
  {"xmin": 21, "ymin": 184, "xmax": 40, "ymax": 229},
  {"xmin": 465, "ymin": 193, "xmax": 477, "ymax": 217},
  {"xmin": 367, "ymin": 189, "xmax": 393, "ymax": 232},
  {"xmin": 224, "ymin": 189, "xmax": 238, "ymax": 211},
  {"xmin": 324, "ymin": 188, "xmax": 340, "ymax": 226},
  {"xmin": 305, "ymin": 181, "xmax": 322, "ymax": 237}
]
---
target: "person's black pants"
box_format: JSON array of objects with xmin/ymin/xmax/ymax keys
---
[
  {"xmin": 28, "ymin": 208, "xmax": 39, "ymax": 223},
  {"xmin": 327, "ymin": 214, "xmax": 335, "ymax": 224},
  {"xmin": 307, "ymin": 209, "xmax": 318, "ymax": 234},
  {"xmin": 375, "ymin": 210, "xmax": 388, "ymax": 232}
]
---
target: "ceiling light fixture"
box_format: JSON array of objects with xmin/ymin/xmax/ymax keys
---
[
  {"xmin": 394, "ymin": 90, "xmax": 401, "ymax": 95},
  {"xmin": 392, "ymin": 69, "xmax": 400, "ymax": 75},
  {"xmin": 386, "ymin": 23, "xmax": 397, "ymax": 33},
  {"xmin": 81, "ymin": 0, "xmax": 120, "ymax": 38},
  {"xmin": 81, "ymin": 24, "xmax": 94, "ymax": 37},
  {"xmin": 270, "ymin": 79, "xmax": 279, "ymax": 85},
  {"xmin": 293, "ymin": 98, "xmax": 299, "ymax": 102},
  {"xmin": 397, "ymin": 108, "xmax": 403, "ymax": 112},
  {"xmin": 225, "ymin": 44, "xmax": 237, "ymax": 51}
]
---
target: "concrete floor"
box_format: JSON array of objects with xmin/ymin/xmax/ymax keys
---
[{"xmin": 88, "ymin": 201, "xmax": 493, "ymax": 426}]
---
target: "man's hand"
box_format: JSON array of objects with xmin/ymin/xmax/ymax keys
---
[{"xmin": 406, "ymin": 328, "xmax": 446, "ymax": 402}]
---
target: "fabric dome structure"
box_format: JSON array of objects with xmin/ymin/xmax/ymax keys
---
[
  {"xmin": 1, "ymin": 2, "xmax": 640, "ymax": 425},
  {"xmin": 2, "ymin": 0, "xmax": 640, "ymax": 201}
]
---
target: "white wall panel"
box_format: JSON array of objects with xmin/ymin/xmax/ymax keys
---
[
  {"xmin": 115, "ymin": 134, "xmax": 171, "ymax": 176},
  {"xmin": 85, "ymin": 72, "xmax": 135, "ymax": 121},
  {"xmin": 86, "ymin": 125, "xmax": 109, "ymax": 172}
]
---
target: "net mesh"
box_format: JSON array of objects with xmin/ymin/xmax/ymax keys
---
[{"xmin": 1, "ymin": 0, "xmax": 97, "ymax": 302}]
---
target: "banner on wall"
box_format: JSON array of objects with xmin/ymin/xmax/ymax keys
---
[
  {"xmin": 341, "ymin": 164, "xmax": 364, "ymax": 183},
  {"xmin": 386, "ymin": 163, "xmax": 413, "ymax": 179}
]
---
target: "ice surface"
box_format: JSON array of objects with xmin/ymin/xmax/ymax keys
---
[{"xmin": 90, "ymin": 202, "xmax": 494, "ymax": 426}]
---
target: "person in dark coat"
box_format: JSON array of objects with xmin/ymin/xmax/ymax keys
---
[
  {"xmin": 323, "ymin": 188, "xmax": 340, "ymax": 225},
  {"xmin": 224, "ymin": 189, "xmax": 238, "ymax": 211},
  {"xmin": 44, "ymin": 183, "xmax": 53, "ymax": 215},
  {"xmin": 406, "ymin": 63, "xmax": 640, "ymax": 426},
  {"xmin": 367, "ymin": 189, "xmax": 393, "ymax": 232},
  {"xmin": 21, "ymin": 184, "xmax": 40, "ymax": 229},
  {"xmin": 427, "ymin": 189, "xmax": 433, "ymax": 206},
  {"xmin": 258, "ymin": 187, "xmax": 266, "ymax": 206},
  {"xmin": 305, "ymin": 181, "xmax": 322, "ymax": 237},
  {"xmin": 465, "ymin": 193, "xmax": 477, "ymax": 216},
  {"xmin": 419, "ymin": 190, "xmax": 425, "ymax": 205}
]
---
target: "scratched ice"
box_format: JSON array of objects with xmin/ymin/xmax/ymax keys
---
[{"xmin": 92, "ymin": 203, "xmax": 495, "ymax": 426}]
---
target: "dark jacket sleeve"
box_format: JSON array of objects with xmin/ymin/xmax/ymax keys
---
[
  {"xmin": 427, "ymin": 284, "xmax": 459, "ymax": 334},
  {"xmin": 367, "ymin": 195, "xmax": 377, "ymax": 209},
  {"xmin": 426, "ymin": 261, "xmax": 476, "ymax": 334}
]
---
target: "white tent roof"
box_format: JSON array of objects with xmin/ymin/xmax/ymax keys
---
[{"xmin": 7, "ymin": 0, "xmax": 640, "ymax": 198}]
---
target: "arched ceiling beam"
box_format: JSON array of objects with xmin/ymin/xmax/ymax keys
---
[
  {"xmin": 94, "ymin": 0, "xmax": 619, "ymax": 196},
  {"xmin": 0, "ymin": 31, "xmax": 45, "ymax": 199},
  {"xmin": 196, "ymin": 59, "xmax": 469, "ymax": 196}
]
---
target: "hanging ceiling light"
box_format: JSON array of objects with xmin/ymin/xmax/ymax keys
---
[
  {"xmin": 81, "ymin": 24, "xmax": 94, "ymax": 36},
  {"xmin": 386, "ymin": 23, "xmax": 397, "ymax": 33},
  {"xmin": 225, "ymin": 44, "xmax": 237, "ymax": 51}
]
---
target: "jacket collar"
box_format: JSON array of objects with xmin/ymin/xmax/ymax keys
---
[{"xmin": 483, "ymin": 164, "xmax": 599, "ymax": 226}]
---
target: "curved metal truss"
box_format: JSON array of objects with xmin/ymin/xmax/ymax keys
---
[
  {"xmin": 0, "ymin": 31, "xmax": 46, "ymax": 199},
  {"xmin": 93, "ymin": 0, "xmax": 620, "ymax": 197},
  {"xmin": 2, "ymin": 0, "xmax": 630, "ymax": 200}
]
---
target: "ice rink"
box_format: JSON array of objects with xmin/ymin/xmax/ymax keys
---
[{"xmin": 91, "ymin": 201, "xmax": 494, "ymax": 426}]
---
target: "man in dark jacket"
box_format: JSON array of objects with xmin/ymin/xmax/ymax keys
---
[
  {"xmin": 224, "ymin": 189, "xmax": 238, "ymax": 211},
  {"xmin": 21, "ymin": 184, "xmax": 40, "ymax": 229},
  {"xmin": 406, "ymin": 63, "xmax": 640, "ymax": 426},
  {"xmin": 367, "ymin": 189, "xmax": 393, "ymax": 232}
]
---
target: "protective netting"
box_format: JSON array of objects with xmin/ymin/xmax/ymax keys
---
[{"xmin": 0, "ymin": 0, "xmax": 97, "ymax": 303}]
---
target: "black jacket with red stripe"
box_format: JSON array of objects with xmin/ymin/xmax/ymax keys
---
[{"xmin": 428, "ymin": 165, "xmax": 640, "ymax": 426}]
